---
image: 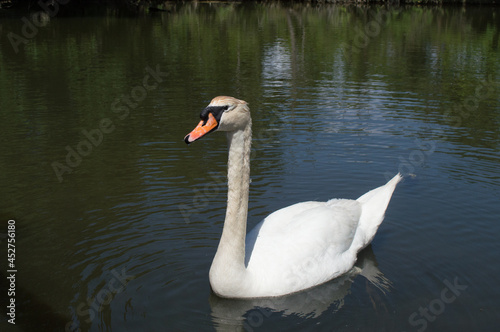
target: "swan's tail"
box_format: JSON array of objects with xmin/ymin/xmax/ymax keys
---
[{"xmin": 351, "ymin": 173, "xmax": 402, "ymax": 252}]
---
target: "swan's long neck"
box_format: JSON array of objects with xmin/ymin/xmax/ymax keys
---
[{"xmin": 210, "ymin": 120, "xmax": 252, "ymax": 294}]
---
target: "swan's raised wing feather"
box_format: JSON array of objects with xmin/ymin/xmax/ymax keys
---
[{"xmin": 244, "ymin": 199, "xmax": 362, "ymax": 295}]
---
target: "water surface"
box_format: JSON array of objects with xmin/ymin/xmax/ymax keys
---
[{"xmin": 0, "ymin": 3, "xmax": 499, "ymax": 332}]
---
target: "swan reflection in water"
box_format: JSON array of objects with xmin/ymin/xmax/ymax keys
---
[{"xmin": 209, "ymin": 245, "xmax": 392, "ymax": 330}]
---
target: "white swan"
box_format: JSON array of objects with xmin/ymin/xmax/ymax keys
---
[{"xmin": 184, "ymin": 96, "xmax": 402, "ymax": 298}]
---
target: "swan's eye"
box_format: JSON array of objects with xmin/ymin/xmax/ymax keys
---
[{"xmin": 201, "ymin": 105, "xmax": 230, "ymax": 124}]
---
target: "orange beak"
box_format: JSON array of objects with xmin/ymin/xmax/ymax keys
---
[{"xmin": 184, "ymin": 113, "xmax": 219, "ymax": 144}]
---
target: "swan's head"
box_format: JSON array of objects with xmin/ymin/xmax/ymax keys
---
[{"xmin": 184, "ymin": 96, "xmax": 250, "ymax": 144}]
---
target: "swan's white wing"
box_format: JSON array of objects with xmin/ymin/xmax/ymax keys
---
[{"xmin": 244, "ymin": 199, "xmax": 362, "ymax": 296}]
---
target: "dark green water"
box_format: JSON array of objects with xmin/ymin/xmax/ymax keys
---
[{"xmin": 0, "ymin": 3, "xmax": 499, "ymax": 332}]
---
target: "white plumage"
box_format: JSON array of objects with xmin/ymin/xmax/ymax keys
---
[
  {"xmin": 185, "ymin": 96, "xmax": 402, "ymax": 298},
  {"xmin": 243, "ymin": 176, "xmax": 401, "ymax": 298}
]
